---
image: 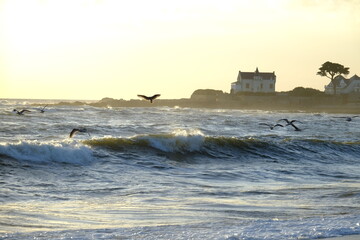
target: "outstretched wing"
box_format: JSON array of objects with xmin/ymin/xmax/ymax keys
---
[
  {"xmin": 137, "ymin": 95, "xmax": 150, "ymax": 100},
  {"xmin": 278, "ymin": 118, "xmax": 289, "ymax": 123},
  {"xmin": 151, "ymin": 94, "xmax": 161, "ymax": 100},
  {"xmin": 70, "ymin": 129, "xmax": 80, "ymax": 138},
  {"xmin": 20, "ymin": 109, "xmax": 31, "ymax": 114}
]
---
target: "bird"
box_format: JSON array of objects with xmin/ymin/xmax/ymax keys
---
[
  {"xmin": 334, "ymin": 116, "xmax": 358, "ymax": 122},
  {"xmin": 39, "ymin": 105, "xmax": 48, "ymax": 113},
  {"xmin": 259, "ymin": 123, "xmax": 284, "ymax": 130},
  {"xmin": 278, "ymin": 119, "xmax": 302, "ymax": 125},
  {"xmin": 13, "ymin": 109, "xmax": 31, "ymax": 115},
  {"xmin": 137, "ymin": 94, "xmax": 161, "ymax": 103},
  {"xmin": 69, "ymin": 128, "xmax": 88, "ymax": 138},
  {"xmin": 278, "ymin": 119, "xmax": 302, "ymax": 131}
]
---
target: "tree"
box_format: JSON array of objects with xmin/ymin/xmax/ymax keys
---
[
  {"xmin": 317, "ymin": 61, "xmax": 349, "ymax": 95},
  {"xmin": 289, "ymin": 87, "xmax": 324, "ymax": 97}
]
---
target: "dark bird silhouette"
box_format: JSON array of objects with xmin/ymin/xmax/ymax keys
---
[
  {"xmin": 259, "ymin": 123, "xmax": 284, "ymax": 130},
  {"xmin": 334, "ymin": 116, "xmax": 358, "ymax": 122},
  {"xmin": 287, "ymin": 122, "xmax": 301, "ymax": 131},
  {"xmin": 13, "ymin": 109, "xmax": 31, "ymax": 115},
  {"xmin": 278, "ymin": 119, "xmax": 302, "ymax": 125},
  {"xmin": 278, "ymin": 119, "xmax": 302, "ymax": 131},
  {"xmin": 137, "ymin": 94, "xmax": 161, "ymax": 103},
  {"xmin": 39, "ymin": 105, "xmax": 48, "ymax": 113},
  {"xmin": 69, "ymin": 128, "xmax": 88, "ymax": 138}
]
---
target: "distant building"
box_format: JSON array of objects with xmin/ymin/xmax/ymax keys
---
[
  {"xmin": 231, "ymin": 68, "xmax": 276, "ymax": 94},
  {"xmin": 324, "ymin": 74, "xmax": 360, "ymax": 94}
]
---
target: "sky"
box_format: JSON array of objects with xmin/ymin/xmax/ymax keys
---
[{"xmin": 0, "ymin": 0, "xmax": 359, "ymax": 100}]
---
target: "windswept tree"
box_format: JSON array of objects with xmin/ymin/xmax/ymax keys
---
[{"xmin": 317, "ymin": 61, "xmax": 349, "ymax": 95}]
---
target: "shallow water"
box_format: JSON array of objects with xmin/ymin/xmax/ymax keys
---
[{"xmin": 1, "ymin": 99, "xmax": 360, "ymax": 239}]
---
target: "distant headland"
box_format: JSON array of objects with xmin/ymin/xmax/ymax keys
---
[
  {"xmin": 53, "ymin": 63, "xmax": 359, "ymax": 114},
  {"xmin": 52, "ymin": 87, "xmax": 360, "ymax": 114}
]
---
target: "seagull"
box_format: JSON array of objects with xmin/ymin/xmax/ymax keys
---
[
  {"xmin": 278, "ymin": 119, "xmax": 302, "ymax": 125},
  {"xmin": 334, "ymin": 116, "xmax": 358, "ymax": 122},
  {"xmin": 278, "ymin": 119, "xmax": 302, "ymax": 131},
  {"xmin": 39, "ymin": 105, "xmax": 48, "ymax": 113},
  {"xmin": 137, "ymin": 94, "xmax": 161, "ymax": 103},
  {"xmin": 259, "ymin": 123, "xmax": 284, "ymax": 130},
  {"xmin": 13, "ymin": 109, "xmax": 31, "ymax": 115},
  {"xmin": 69, "ymin": 128, "xmax": 89, "ymax": 138}
]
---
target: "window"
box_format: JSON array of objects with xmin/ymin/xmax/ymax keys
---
[
  {"xmin": 269, "ymin": 84, "xmax": 273, "ymax": 89},
  {"xmin": 246, "ymin": 83, "xmax": 250, "ymax": 89},
  {"xmin": 260, "ymin": 83, "xmax": 263, "ymax": 89}
]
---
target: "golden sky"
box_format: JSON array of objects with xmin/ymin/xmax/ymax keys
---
[{"xmin": 1, "ymin": 0, "xmax": 359, "ymax": 100}]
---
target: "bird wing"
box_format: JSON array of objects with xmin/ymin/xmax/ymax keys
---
[
  {"xmin": 274, "ymin": 124, "xmax": 284, "ymax": 127},
  {"xmin": 259, "ymin": 123, "xmax": 271, "ymax": 127},
  {"xmin": 278, "ymin": 119, "xmax": 289, "ymax": 123},
  {"xmin": 70, "ymin": 129, "xmax": 79, "ymax": 138},
  {"xmin": 289, "ymin": 122, "xmax": 300, "ymax": 130},
  {"xmin": 151, "ymin": 94, "xmax": 161, "ymax": 99},
  {"xmin": 137, "ymin": 95, "xmax": 150, "ymax": 100},
  {"xmin": 20, "ymin": 109, "xmax": 31, "ymax": 113}
]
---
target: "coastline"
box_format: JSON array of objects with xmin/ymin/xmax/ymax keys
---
[
  {"xmin": 3, "ymin": 94, "xmax": 359, "ymax": 114},
  {"xmin": 69, "ymin": 96, "xmax": 360, "ymax": 114}
]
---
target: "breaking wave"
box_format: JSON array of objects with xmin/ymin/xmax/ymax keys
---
[
  {"xmin": 83, "ymin": 130, "xmax": 360, "ymax": 162},
  {"xmin": 0, "ymin": 140, "xmax": 94, "ymax": 164},
  {"xmin": 1, "ymin": 130, "xmax": 359, "ymax": 165}
]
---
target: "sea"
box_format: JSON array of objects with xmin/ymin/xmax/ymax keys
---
[{"xmin": 0, "ymin": 99, "xmax": 359, "ymax": 240}]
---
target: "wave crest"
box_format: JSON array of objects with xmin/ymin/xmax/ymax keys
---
[
  {"xmin": 85, "ymin": 129, "xmax": 205, "ymax": 153},
  {"xmin": 0, "ymin": 140, "xmax": 94, "ymax": 164},
  {"xmin": 84, "ymin": 132, "xmax": 360, "ymax": 162}
]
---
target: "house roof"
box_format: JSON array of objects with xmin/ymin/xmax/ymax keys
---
[
  {"xmin": 238, "ymin": 68, "xmax": 276, "ymax": 80},
  {"xmin": 349, "ymin": 74, "xmax": 360, "ymax": 81},
  {"xmin": 329, "ymin": 74, "xmax": 359, "ymax": 87}
]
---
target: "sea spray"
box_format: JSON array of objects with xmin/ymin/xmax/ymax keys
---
[{"xmin": 0, "ymin": 140, "xmax": 94, "ymax": 164}]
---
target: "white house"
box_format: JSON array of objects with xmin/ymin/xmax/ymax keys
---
[
  {"xmin": 324, "ymin": 74, "xmax": 360, "ymax": 94},
  {"xmin": 231, "ymin": 68, "xmax": 276, "ymax": 94}
]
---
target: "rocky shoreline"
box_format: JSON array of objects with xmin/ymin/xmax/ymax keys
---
[{"xmin": 53, "ymin": 94, "xmax": 360, "ymax": 114}]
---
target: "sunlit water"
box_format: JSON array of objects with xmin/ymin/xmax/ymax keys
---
[{"xmin": 1, "ymin": 99, "xmax": 360, "ymax": 239}]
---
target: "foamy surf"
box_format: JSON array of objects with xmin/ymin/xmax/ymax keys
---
[{"xmin": 0, "ymin": 140, "xmax": 94, "ymax": 164}]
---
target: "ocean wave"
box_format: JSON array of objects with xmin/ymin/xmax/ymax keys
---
[
  {"xmin": 0, "ymin": 140, "xmax": 94, "ymax": 164},
  {"xmin": 84, "ymin": 129, "xmax": 205, "ymax": 153},
  {"xmin": 83, "ymin": 131, "xmax": 360, "ymax": 161}
]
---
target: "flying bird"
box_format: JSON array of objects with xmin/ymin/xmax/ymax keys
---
[
  {"xmin": 13, "ymin": 109, "xmax": 31, "ymax": 115},
  {"xmin": 278, "ymin": 119, "xmax": 302, "ymax": 131},
  {"xmin": 259, "ymin": 123, "xmax": 284, "ymax": 130},
  {"xmin": 334, "ymin": 116, "xmax": 358, "ymax": 122},
  {"xmin": 39, "ymin": 105, "xmax": 48, "ymax": 113},
  {"xmin": 278, "ymin": 119, "xmax": 302, "ymax": 125},
  {"xmin": 137, "ymin": 94, "xmax": 161, "ymax": 103},
  {"xmin": 69, "ymin": 128, "xmax": 89, "ymax": 138}
]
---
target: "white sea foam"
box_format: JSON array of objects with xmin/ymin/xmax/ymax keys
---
[{"xmin": 0, "ymin": 140, "xmax": 94, "ymax": 164}]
